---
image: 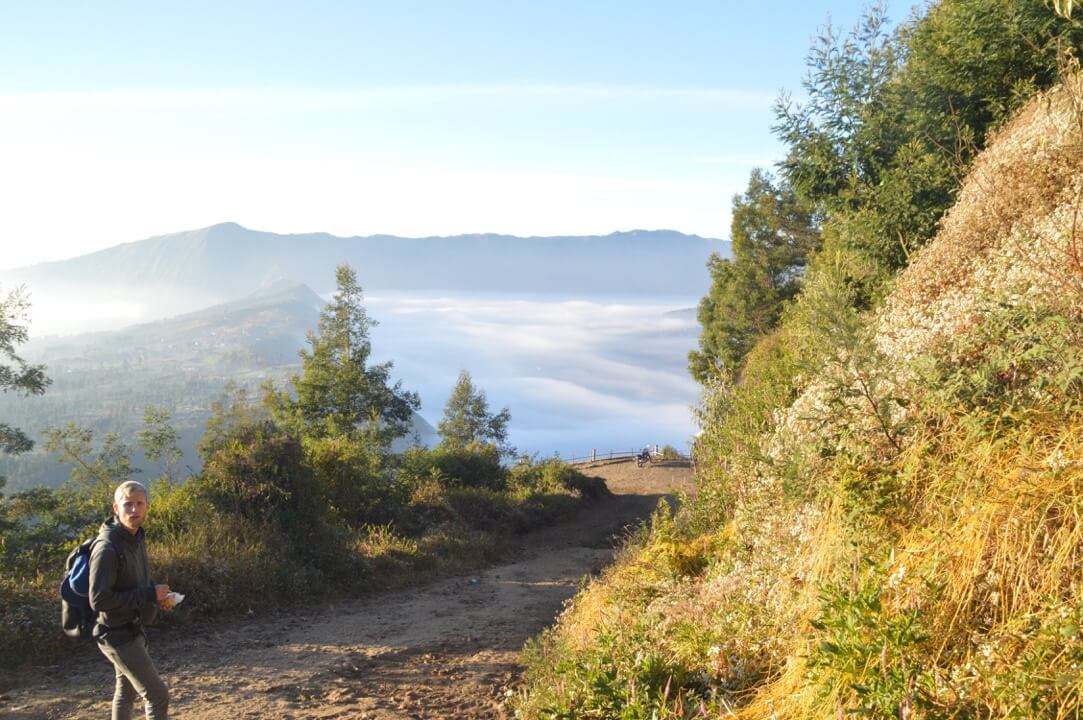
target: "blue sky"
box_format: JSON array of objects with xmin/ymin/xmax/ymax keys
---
[{"xmin": 0, "ymin": 1, "xmax": 886, "ymax": 269}]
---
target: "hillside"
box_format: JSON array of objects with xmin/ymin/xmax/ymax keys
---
[
  {"xmin": 0, "ymin": 281, "xmax": 437, "ymax": 490},
  {"xmin": 516, "ymin": 67, "xmax": 1083, "ymax": 719},
  {"xmin": 24, "ymin": 279, "xmax": 324, "ymax": 369}
]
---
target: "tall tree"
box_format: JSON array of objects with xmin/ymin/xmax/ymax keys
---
[
  {"xmin": 690, "ymin": 170, "xmax": 818, "ymax": 381},
  {"xmin": 437, "ymin": 370, "xmax": 511, "ymax": 451},
  {"xmin": 0, "ymin": 285, "xmax": 50, "ymax": 493},
  {"xmin": 774, "ymin": 0, "xmax": 1083, "ymax": 278},
  {"xmin": 773, "ymin": 2, "xmax": 902, "ymax": 214},
  {"xmin": 268, "ymin": 264, "xmax": 419, "ymax": 447},
  {"xmin": 44, "ymin": 423, "xmax": 139, "ymax": 508},
  {"xmin": 137, "ymin": 405, "xmax": 183, "ymax": 483}
]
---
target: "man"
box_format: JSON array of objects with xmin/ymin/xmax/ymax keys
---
[{"xmin": 89, "ymin": 480, "xmax": 173, "ymax": 720}]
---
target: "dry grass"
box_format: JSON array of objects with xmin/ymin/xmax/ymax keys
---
[
  {"xmin": 519, "ymin": 72, "xmax": 1083, "ymax": 720},
  {"xmin": 880, "ymin": 74, "xmax": 1083, "ymax": 365}
]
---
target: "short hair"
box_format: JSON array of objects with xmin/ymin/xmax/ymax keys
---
[{"xmin": 114, "ymin": 480, "xmax": 149, "ymax": 505}]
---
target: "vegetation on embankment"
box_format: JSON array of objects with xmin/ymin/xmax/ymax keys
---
[
  {"xmin": 517, "ymin": 2, "xmax": 1083, "ymax": 717},
  {"xmin": 0, "ymin": 267, "xmax": 609, "ymax": 670}
]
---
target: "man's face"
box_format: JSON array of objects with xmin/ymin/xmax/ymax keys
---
[{"xmin": 114, "ymin": 491, "xmax": 148, "ymax": 533}]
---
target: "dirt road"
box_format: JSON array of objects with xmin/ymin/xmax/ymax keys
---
[{"xmin": 1, "ymin": 460, "xmax": 693, "ymax": 720}]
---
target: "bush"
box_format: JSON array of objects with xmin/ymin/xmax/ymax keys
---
[
  {"xmin": 198, "ymin": 419, "xmax": 324, "ymax": 534},
  {"xmin": 659, "ymin": 444, "xmax": 682, "ymax": 460},
  {"xmin": 150, "ymin": 514, "xmax": 352, "ymax": 618},
  {"xmin": 398, "ymin": 443, "xmax": 507, "ymax": 492},
  {"xmin": 305, "ymin": 433, "xmax": 405, "ymax": 527},
  {"xmin": 508, "ymin": 457, "xmax": 609, "ymax": 500}
]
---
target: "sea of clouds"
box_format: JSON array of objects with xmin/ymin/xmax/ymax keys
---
[{"xmin": 364, "ymin": 292, "xmax": 702, "ymax": 460}]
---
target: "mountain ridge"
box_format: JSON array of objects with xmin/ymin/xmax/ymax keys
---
[
  {"xmin": 3, "ymin": 222, "xmax": 727, "ymax": 335},
  {"xmin": 8, "ymin": 221, "xmax": 722, "ymax": 271},
  {"xmin": 8, "ymin": 221, "xmax": 727, "ymax": 290}
]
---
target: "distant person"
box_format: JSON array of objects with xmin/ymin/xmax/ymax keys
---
[
  {"xmin": 637, "ymin": 447, "xmax": 652, "ymax": 467},
  {"xmin": 89, "ymin": 480, "xmax": 175, "ymax": 720}
]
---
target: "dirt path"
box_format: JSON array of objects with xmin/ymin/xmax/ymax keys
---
[{"xmin": 1, "ymin": 460, "xmax": 693, "ymax": 720}]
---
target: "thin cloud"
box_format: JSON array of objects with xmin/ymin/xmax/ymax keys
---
[
  {"xmin": 696, "ymin": 153, "xmax": 779, "ymax": 168},
  {"xmin": 0, "ymin": 83, "xmax": 777, "ymax": 110}
]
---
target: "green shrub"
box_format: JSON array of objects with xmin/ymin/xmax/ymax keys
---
[
  {"xmin": 659, "ymin": 444, "xmax": 682, "ymax": 460},
  {"xmin": 398, "ymin": 443, "xmax": 507, "ymax": 491},
  {"xmin": 806, "ymin": 565, "xmax": 938, "ymax": 718},
  {"xmin": 918, "ymin": 302, "xmax": 1083, "ymax": 426},
  {"xmin": 198, "ymin": 419, "xmax": 324, "ymax": 533},
  {"xmin": 305, "ymin": 433, "xmax": 405, "ymax": 526},
  {"xmin": 443, "ymin": 487, "xmax": 527, "ymax": 532},
  {"xmin": 508, "ymin": 457, "xmax": 609, "ymax": 500}
]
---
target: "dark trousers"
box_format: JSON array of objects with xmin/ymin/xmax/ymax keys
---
[{"xmin": 98, "ymin": 634, "xmax": 169, "ymax": 720}]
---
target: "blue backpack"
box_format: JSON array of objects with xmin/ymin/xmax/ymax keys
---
[{"xmin": 60, "ymin": 537, "xmax": 120, "ymax": 639}]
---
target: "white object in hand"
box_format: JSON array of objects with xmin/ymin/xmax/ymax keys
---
[{"xmin": 165, "ymin": 592, "xmax": 185, "ymax": 605}]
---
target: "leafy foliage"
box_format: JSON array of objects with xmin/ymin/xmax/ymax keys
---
[
  {"xmin": 138, "ymin": 405, "xmax": 183, "ymax": 483},
  {"xmin": 436, "ymin": 369, "xmax": 511, "ymax": 452},
  {"xmin": 43, "ymin": 423, "xmax": 140, "ymax": 510},
  {"xmin": 198, "ymin": 418, "xmax": 314, "ymax": 529},
  {"xmin": 0, "ymin": 285, "xmax": 50, "ymax": 489},
  {"xmin": 689, "ymin": 170, "xmax": 819, "ymax": 380},
  {"xmin": 304, "ymin": 432, "xmax": 402, "ymax": 526},
  {"xmin": 399, "ymin": 442, "xmax": 507, "ymax": 492},
  {"xmin": 694, "ymin": 1, "xmax": 1083, "ymax": 386},
  {"xmin": 267, "ymin": 264, "xmax": 419, "ymax": 447}
]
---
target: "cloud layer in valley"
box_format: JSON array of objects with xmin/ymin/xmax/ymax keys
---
[{"xmin": 365, "ymin": 292, "xmax": 701, "ymax": 459}]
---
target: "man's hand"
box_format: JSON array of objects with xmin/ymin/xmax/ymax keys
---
[{"xmin": 155, "ymin": 584, "xmax": 174, "ymax": 610}]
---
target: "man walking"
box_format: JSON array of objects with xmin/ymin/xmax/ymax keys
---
[{"xmin": 89, "ymin": 480, "xmax": 173, "ymax": 719}]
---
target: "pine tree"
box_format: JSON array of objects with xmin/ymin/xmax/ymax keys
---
[
  {"xmin": 689, "ymin": 170, "xmax": 818, "ymax": 381},
  {"xmin": 268, "ymin": 264, "xmax": 419, "ymax": 447},
  {"xmin": 437, "ymin": 370, "xmax": 511, "ymax": 451}
]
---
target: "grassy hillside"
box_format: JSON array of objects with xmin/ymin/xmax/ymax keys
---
[{"xmin": 515, "ymin": 66, "xmax": 1083, "ymax": 720}]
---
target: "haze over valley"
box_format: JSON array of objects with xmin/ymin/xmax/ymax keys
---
[{"xmin": 0, "ymin": 223, "xmax": 724, "ymax": 490}]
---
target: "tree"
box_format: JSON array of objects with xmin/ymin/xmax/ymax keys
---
[
  {"xmin": 0, "ymin": 285, "xmax": 50, "ymax": 493},
  {"xmin": 773, "ymin": 0, "xmax": 1083, "ymax": 278},
  {"xmin": 437, "ymin": 370, "xmax": 511, "ymax": 452},
  {"xmin": 198, "ymin": 382, "xmax": 268, "ymax": 463},
  {"xmin": 137, "ymin": 405, "xmax": 183, "ymax": 483},
  {"xmin": 689, "ymin": 170, "xmax": 818, "ymax": 381},
  {"xmin": 268, "ymin": 264, "xmax": 419, "ymax": 448},
  {"xmin": 43, "ymin": 423, "xmax": 139, "ymax": 510},
  {"xmin": 773, "ymin": 2, "xmax": 902, "ymax": 214}
]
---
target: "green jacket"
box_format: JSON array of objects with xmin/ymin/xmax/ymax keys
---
[{"xmin": 88, "ymin": 517, "xmax": 158, "ymax": 644}]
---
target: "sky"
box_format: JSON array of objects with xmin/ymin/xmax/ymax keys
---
[{"xmin": 0, "ymin": 1, "xmax": 884, "ymax": 271}]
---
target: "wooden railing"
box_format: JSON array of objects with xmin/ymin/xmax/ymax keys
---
[{"xmin": 518, "ymin": 446, "xmax": 691, "ymax": 466}]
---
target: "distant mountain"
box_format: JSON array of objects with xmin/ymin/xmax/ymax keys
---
[
  {"xmin": 3, "ymin": 222, "xmax": 728, "ymax": 300},
  {"xmin": 664, "ymin": 307, "xmax": 697, "ymax": 321}
]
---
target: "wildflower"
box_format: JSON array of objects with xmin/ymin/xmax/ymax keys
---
[{"xmin": 888, "ymin": 564, "xmax": 907, "ymax": 589}]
